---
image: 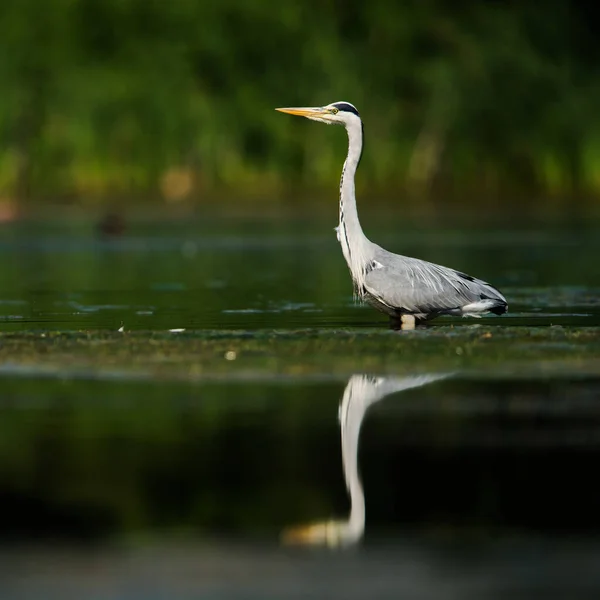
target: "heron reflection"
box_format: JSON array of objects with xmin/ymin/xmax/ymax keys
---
[{"xmin": 282, "ymin": 372, "xmax": 450, "ymax": 548}]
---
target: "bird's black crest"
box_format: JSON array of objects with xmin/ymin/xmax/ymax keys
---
[{"xmin": 332, "ymin": 102, "xmax": 360, "ymax": 117}]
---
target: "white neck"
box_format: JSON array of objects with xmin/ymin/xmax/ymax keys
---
[
  {"xmin": 345, "ymin": 467, "xmax": 365, "ymax": 543},
  {"xmin": 338, "ymin": 117, "xmax": 372, "ymax": 295},
  {"xmin": 339, "ymin": 392, "xmax": 367, "ymax": 544}
]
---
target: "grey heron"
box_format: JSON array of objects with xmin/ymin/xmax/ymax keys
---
[
  {"xmin": 281, "ymin": 372, "xmax": 451, "ymax": 548},
  {"xmin": 276, "ymin": 102, "xmax": 508, "ymax": 328}
]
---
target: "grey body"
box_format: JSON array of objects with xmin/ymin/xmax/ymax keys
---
[
  {"xmin": 363, "ymin": 245, "xmax": 507, "ymax": 321},
  {"xmin": 277, "ymin": 101, "xmax": 508, "ymax": 324}
]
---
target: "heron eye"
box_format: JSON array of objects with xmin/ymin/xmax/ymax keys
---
[{"xmin": 330, "ymin": 107, "xmax": 339, "ymax": 114}]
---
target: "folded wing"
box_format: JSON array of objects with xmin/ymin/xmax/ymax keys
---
[{"xmin": 363, "ymin": 249, "xmax": 506, "ymax": 316}]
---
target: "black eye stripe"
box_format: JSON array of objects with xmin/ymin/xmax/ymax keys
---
[{"xmin": 331, "ymin": 102, "xmax": 360, "ymax": 117}]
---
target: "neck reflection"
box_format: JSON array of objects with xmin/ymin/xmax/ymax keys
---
[{"xmin": 282, "ymin": 373, "xmax": 450, "ymax": 548}]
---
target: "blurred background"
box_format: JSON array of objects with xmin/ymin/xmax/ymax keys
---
[{"xmin": 0, "ymin": 0, "xmax": 600, "ymax": 219}]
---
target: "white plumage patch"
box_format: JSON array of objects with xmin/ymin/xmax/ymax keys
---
[{"xmin": 461, "ymin": 299, "xmax": 499, "ymax": 316}]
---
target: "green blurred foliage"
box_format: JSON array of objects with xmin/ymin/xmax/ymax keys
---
[{"xmin": 0, "ymin": 0, "xmax": 600, "ymax": 207}]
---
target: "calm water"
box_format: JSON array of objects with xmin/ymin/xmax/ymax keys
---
[
  {"xmin": 1, "ymin": 215, "xmax": 599, "ymax": 331},
  {"xmin": 0, "ymin": 213, "xmax": 599, "ymax": 598}
]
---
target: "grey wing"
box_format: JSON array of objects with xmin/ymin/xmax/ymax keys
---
[{"xmin": 364, "ymin": 249, "xmax": 505, "ymax": 315}]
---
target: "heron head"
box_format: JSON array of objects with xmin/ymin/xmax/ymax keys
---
[{"xmin": 276, "ymin": 101, "xmax": 360, "ymax": 126}]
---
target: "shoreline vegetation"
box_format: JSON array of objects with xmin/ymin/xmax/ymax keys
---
[{"xmin": 1, "ymin": 1, "xmax": 600, "ymax": 213}]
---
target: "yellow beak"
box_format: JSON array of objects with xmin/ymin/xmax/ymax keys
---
[{"xmin": 275, "ymin": 106, "xmax": 327, "ymax": 118}]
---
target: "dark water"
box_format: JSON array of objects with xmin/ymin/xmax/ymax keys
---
[{"xmin": 0, "ymin": 214, "xmax": 599, "ymax": 598}]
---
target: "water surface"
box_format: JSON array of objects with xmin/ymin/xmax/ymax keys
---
[
  {"xmin": 0, "ymin": 215, "xmax": 599, "ymax": 332},
  {"xmin": 0, "ymin": 213, "xmax": 599, "ymax": 598}
]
